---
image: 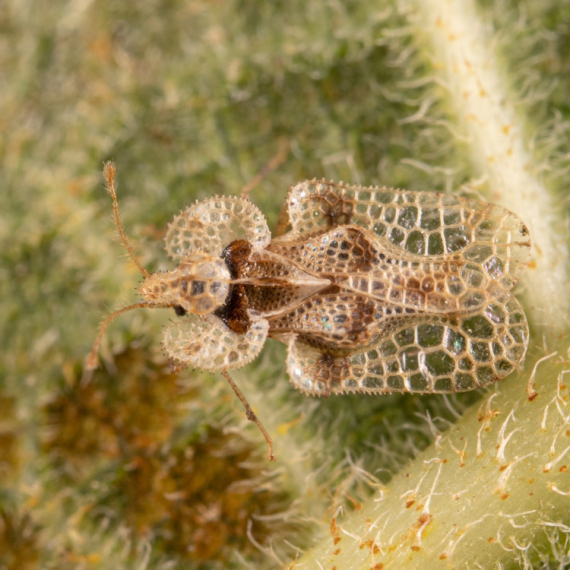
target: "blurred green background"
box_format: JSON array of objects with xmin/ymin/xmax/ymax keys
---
[{"xmin": 1, "ymin": 1, "xmax": 569, "ymax": 568}]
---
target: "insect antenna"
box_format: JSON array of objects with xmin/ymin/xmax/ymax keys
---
[
  {"xmin": 103, "ymin": 161, "xmax": 150, "ymax": 278},
  {"xmin": 82, "ymin": 164, "xmax": 163, "ymax": 384},
  {"xmin": 82, "ymin": 302, "xmax": 156, "ymax": 383}
]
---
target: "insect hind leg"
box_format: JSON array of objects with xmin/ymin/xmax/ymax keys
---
[{"xmin": 221, "ymin": 370, "xmax": 275, "ymax": 461}]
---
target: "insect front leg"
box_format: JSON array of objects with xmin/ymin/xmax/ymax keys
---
[{"xmin": 239, "ymin": 138, "xmax": 290, "ymax": 201}]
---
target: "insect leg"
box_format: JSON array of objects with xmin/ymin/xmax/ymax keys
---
[
  {"xmin": 240, "ymin": 138, "xmax": 289, "ymax": 200},
  {"xmin": 221, "ymin": 370, "xmax": 275, "ymax": 461}
]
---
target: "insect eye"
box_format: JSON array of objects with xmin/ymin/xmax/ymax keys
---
[{"xmin": 173, "ymin": 305, "xmax": 187, "ymax": 317}]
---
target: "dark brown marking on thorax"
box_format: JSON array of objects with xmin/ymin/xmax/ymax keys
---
[
  {"xmin": 221, "ymin": 239, "xmax": 318, "ymax": 316},
  {"xmin": 220, "ymin": 239, "xmax": 253, "ymax": 279},
  {"xmin": 243, "ymin": 284, "xmax": 302, "ymax": 313},
  {"xmin": 214, "ymin": 240, "xmax": 252, "ymax": 335}
]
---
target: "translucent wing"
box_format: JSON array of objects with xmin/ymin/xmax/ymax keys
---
[
  {"xmin": 285, "ymin": 294, "xmax": 528, "ymax": 396},
  {"xmin": 284, "ymin": 180, "xmax": 531, "ymax": 290},
  {"xmin": 165, "ymin": 197, "xmax": 271, "ymax": 260},
  {"xmin": 163, "ymin": 314, "xmax": 269, "ymax": 371},
  {"xmin": 269, "ymin": 224, "xmax": 518, "ymax": 312}
]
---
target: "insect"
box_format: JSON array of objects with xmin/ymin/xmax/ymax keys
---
[{"xmin": 84, "ymin": 162, "xmax": 531, "ymax": 460}]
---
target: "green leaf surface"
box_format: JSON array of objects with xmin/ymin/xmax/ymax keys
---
[{"xmin": 1, "ymin": 0, "xmax": 568, "ymax": 568}]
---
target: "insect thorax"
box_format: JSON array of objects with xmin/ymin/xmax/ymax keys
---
[{"xmin": 214, "ymin": 238, "xmax": 334, "ymax": 335}]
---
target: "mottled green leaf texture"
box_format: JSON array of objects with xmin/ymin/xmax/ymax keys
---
[{"xmin": 1, "ymin": 0, "xmax": 569, "ymax": 568}]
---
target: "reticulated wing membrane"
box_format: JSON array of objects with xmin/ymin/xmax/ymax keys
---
[
  {"xmin": 286, "ymin": 294, "xmax": 528, "ymax": 396},
  {"xmin": 285, "ymin": 181, "xmax": 531, "ymax": 292},
  {"xmin": 163, "ymin": 314, "xmax": 269, "ymax": 371},
  {"xmin": 165, "ymin": 197, "xmax": 271, "ymax": 260},
  {"xmin": 269, "ymin": 223, "xmax": 521, "ymax": 313}
]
